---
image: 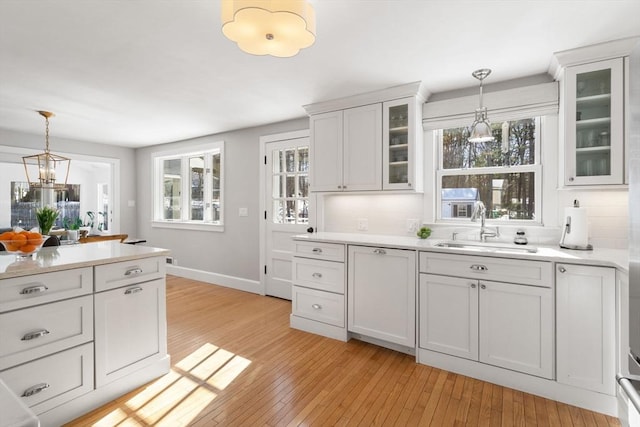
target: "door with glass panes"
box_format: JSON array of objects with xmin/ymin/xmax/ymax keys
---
[{"xmin": 265, "ymin": 137, "xmax": 313, "ymax": 300}]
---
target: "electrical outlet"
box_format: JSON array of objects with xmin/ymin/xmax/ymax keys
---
[
  {"xmin": 406, "ymin": 219, "xmax": 420, "ymax": 233},
  {"xmin": 357, "ymin": 218, "xmax": 368, "ymax": 231},
  {"xmin": 166, "ymin": 257, "xmax": 177, "ymax": 266}
]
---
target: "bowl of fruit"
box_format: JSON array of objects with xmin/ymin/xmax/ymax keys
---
[{"xmin": 0, "ymin": 230, "xmax": 49, "ymax": 258}]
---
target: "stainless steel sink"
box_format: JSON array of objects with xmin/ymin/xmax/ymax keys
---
[{"xmin": 434, "ymin": 240, "xmax": 538, "ymax": 254}]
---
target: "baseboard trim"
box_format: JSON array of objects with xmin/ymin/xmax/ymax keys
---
[{"xmin": 166, "ymin": 265, "xmax": 262, "ymax": 294}]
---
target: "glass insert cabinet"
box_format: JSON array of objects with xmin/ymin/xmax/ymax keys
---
[
  {"xmin": 383, "ymin": 97, "xmax": 422, "ymax": 190},
  {"xmin": 563, "ymin": 58, "xmax": 624, "ymax": 185}
]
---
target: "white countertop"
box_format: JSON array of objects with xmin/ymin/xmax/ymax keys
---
[
  {"xmin": 0, "ymin": 241, "xmax": 170, "ymax": 279},
  {"xmin": 293, "ymin": 232, "xmax": 629, "ymax": 272}
]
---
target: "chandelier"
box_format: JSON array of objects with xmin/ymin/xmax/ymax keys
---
[
  {"xmin": 22, "ymin": 111, "xmax": 71, "ymax": 190},
  {"xmin": 468, "ymin": 69, "xmax": 495, "ymax": 143},
  {"xmin": 221, "ymin": 0, "xmax": 316, "ymax": 58}
]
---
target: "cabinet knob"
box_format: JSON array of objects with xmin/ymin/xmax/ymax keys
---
[
  {"xmin": 21, "ymin": 329, "xmax": 50, "ymax": 341},
  {"xmin": 480, "ymin": 284, "xmax": 487, "ymax": 290},
  {"xmin": 20, "ymin": 285, "xmax": 48, "ymax": 295},
  {"xmin": 470, "ymin": 283, "xmax": 476, "ymax": 288},
  {"xmin": 312, "ymin": 303, "xmax": 322, "ymax": 310},
  {"xmin": 558, "ymin": 266, "xmax": 567, "ymax": 273},
  {"xmin": 22, "ymin": 383, "xmax": 50, "ymax": 397}
]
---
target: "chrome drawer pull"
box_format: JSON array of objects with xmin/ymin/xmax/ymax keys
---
[
  {"xmin": 21, "ymin": 329, "xmax": 50, "ymax": 341},
  {"xmin": 124, "ymin": 287, "xmax": 143, "ymax": 295},
  {"xmin": 373, "ymin": 249, "xmax": 386, "ymax": 255},
  {"xmin": 470, "ymin": 264, "xmax": 488, "ymax": 271},
  {"xmin": 558, "ymin": 266, "xmax": 567, "ymax": 273},
  {"xmin": 312, "ymin": 248, "xmax": 323, "ymax": 254},
  {"xmin": 22, "ymin": 383, "xmax": 50, "ymax": 397},
  {"xmin": 20, "ymin": 285, "xmax": 48, "ymax": 295},
  {"xmin": 480, "ymin": 284, "xmax": 487, "ymax": 290},
  {"xmin": 124, "ymin": 267, "xmax": 143, "ymax": 276},
  {"xmin": 311, "ymin": 304, "xmax": 322, "ymax": 310},
  {"xmin": 312, "ymin": 272, "xmax": 323, "ymax": 279}
]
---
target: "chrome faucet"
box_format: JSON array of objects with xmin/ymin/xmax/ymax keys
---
[{"xmin": 471, "ymin": 201, "xmax": 500, "ymax": 242}]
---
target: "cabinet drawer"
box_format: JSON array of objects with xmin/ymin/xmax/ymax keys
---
[
  {"xmin": 292, "ymin": 286, "xmax": 345, "ymax": 327},
  {"xmin": 0, "ymin": 342, "xmax": 93, "ymax": 415},
  {"xmin": 293, "ymin": 241, "xmax": 345, "ymax": 262},
  {"xmin": 95, "ymin": 256, "xmax": 165, "ymax": 292},
  {"xmin": 0, "ymin": 267, "xmax": 93, "ymax": 312},
  {"xmin": 293, "ymin": 257, "xmax": 345, "ymax": 294},
  {"xmin": 0, "ymin": 295, "xmax": 93, "ymax": 370},
  {"xmin": 419, "ymin": 252, "xmax": 552, "ymax": 287}
]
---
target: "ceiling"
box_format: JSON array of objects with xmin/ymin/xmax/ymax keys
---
[{"xmin": 1, "ymin": 1, "xmax": 639, "ymax": 148}]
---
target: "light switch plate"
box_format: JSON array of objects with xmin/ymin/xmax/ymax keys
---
[
  {"xmin": 239, "ymin": 207, "xmax": 248, "ymax": 217},
  {"xmin": 357, "ymin": 218, "xmax": 368, "ymax": 231}
]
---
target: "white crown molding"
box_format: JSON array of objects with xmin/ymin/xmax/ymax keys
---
[
  {"xmin": 303, "ymin": 81, "xmax": 429, "ymax": 115},
  {"xmin": 548, "ymin": 36, "xmax": 640, "ymax": 80}
]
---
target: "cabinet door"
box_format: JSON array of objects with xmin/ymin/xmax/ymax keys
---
[
  {"xmin": 556, "ymin": 264, "xmax": 616, "ymax": 395},
  {"xmin": 310, "ymin": 110, "xmax": 343, "ymax": 191},
  {"xmin": 564, "ymin": 58, "xmax": 624, "ymax": 185},
  {"xmin": 419, "ymin": 274, "xmax": 478, "ymax": 360},
  {"xmin": 348, "ymin": 246, "xmax": 415, "ymax": 347},
  {"xmin": 94, "ymin": 278, "xmax": 167, "ymax": 387},
  {"xmin": 383, "ymin": 97, "xmax": 421, "ymax": 191},
  {"xmin": 343, "ymin": 104, "xmax": 382, "ymax": 191},
  {"xmin": 479, "ymin": 280, "xmax": 553, "ymax": 379}
]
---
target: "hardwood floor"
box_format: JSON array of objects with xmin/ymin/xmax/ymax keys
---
[{"xmin": 66, "ymin": 275, "xmax": 620, "ymax": 426}]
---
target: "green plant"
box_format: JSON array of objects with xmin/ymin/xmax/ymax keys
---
[
  {"xmin": 62, "ymin": 216, "xmax": 83, "ymax": 230},
  {"xmin": 417, "ymin": 226, "xmax": 431, "ymax": 239},
  {"xmin": 36, "ymin": 206, "xmax": 59, "ymax": 235}
]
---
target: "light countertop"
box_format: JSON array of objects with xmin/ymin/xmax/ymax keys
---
[
  {"xmin": 0, "ymin": 241, "xmax": 170, "ymax": 279},
  {"xmin": 293, "ymin": 232, "xmax": 629, "ymax": 272}
]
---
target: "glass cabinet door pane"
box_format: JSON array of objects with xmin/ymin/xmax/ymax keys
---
[
  {"xmin": 388, "ymin": 103, "xmax": 409, "ymax": 185},
  {"xmin": 575, "ymin": 68, "xmax": 611, "ymax": 177}
]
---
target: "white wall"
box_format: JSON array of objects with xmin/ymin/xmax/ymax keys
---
[
  {"xmin": 135, "ymin": 117, "xmax": 309, "ymax": 284},
  {"xmin": 0, "ymin": 128, "xmax": 138, "ymax": 236}
]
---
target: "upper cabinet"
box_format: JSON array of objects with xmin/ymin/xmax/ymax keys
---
[
  {"xmin": 552, "ymin": 36, "xmax": 638, "ymax": 186},
  {"xmin": 305, "ymin": 82, "xmax": 426, "ymax": 193},
  {"xmin": 563, "ymin": 58, "xmax": 624, "ymax": 185}
]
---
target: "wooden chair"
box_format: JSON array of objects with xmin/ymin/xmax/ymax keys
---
[{"xmin": 79, "ymin": 234, "xmax": 128, "ymax": 244}]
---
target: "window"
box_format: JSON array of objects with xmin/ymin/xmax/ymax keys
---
[
  {"xmin": 153, "ymin": 142, "xmax": 224, "ymax": 231},
  {"xmin": 437, "ymin": 118, "xmax": 541, "ymax": 223},
  {"xmin": 272, "ymin": 146, "xmax": 309, "ymax": 224}
]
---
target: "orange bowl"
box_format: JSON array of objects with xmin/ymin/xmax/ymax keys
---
[{"xmin": 0, "ymin": 235, "xmax": 49, "ymax": 256}]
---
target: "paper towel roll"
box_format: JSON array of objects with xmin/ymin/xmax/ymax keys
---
[{"xmin": 563, "ymin": 207, "xmax": 589, "ymax": 248}]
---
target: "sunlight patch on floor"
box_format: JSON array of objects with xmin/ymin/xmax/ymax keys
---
[{"xmin": 92, "ymin": 343, "xmax": 251, "ymax": 426}]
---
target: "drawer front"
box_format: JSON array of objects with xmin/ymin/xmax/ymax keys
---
[
  {"xmin": 293, "ymin": 257, "xmax": 345, "ymax": 294},
  {"xmin": 95, "ymin": 256, "xmax": 165, "ymax": 292},
  {"xmin": 293, "ymin": 241, "xmax": 345, "ymax": 262},
  {"xmin": 292, "ymin": 286, "xmax": 345, "ymax": 327},
  {"xmin": 0, "ymin": 267, "xmax": 93, "ymax": 312},
  {"xmin": 419, "ymin": 252, "xmax": 552, "ymax": 287},
  {"xmin": 0, "ymin": 342, "xmax": 94, "ymax": 415},
  {"xmin": 0, "ymin": 295, "xmax": 93, "ymax": 370}
]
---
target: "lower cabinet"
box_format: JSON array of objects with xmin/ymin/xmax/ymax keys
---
[
  {"xmin": 348, "ymin": 245, "xmax": 416, "ymax": 347},
  {"xmin": 94, "ymin": 278, "xmax": 167, "ymax": 387},
  {"xmin": 420, "ymin": 273, "xmax": 553, "ymax": 379},
  {"xmin": 556, "ymin": 263, "xmax": 616, "ymax": 395}
]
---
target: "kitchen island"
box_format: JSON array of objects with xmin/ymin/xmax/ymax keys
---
[{"xmin": 0, "ymin": 241, "xmax": 170, "ymax": 427}]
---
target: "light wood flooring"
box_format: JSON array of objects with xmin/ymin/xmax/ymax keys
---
[{"xmin": 66, "ymin": 275, "xmax": 621, "ymax": 426}]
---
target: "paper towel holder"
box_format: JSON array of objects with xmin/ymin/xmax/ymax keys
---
[{"xmin": 559, "ymin": 200, "xmax": 593, "ymax": 250}]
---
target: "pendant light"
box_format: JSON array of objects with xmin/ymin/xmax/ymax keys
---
[
  {"xmin": 221, "ymin": 0, "xmax": 316, "ymax": 58},
  {"xmin": 469, "ymin": 69, "xmax": 495, "ymax": 143},
  {"xmin": 22, "ymin": 111, "xmax": 71, "ymax": 190}
]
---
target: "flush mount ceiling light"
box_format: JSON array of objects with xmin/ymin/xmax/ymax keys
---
[
  {"xmin": 469, "ymin": 68, "xmax": 495, "ymax": 143},
  {"xmin": 221, "ymin": 0, "xmax": 316, "ymax": 58},
  {"xmin": 22, "ymin": 111, "xmax": 70, "ymax": 190}
]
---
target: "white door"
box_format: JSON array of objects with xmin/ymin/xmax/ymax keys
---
[{"xmin": 263, "ymin": 133, "xmax": 314, "ymax": 300}]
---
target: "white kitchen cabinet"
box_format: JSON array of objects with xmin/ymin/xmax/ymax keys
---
[
  {"xmin": 310, "ymin": 104, "xmax": 382, "ymax": 192},
  {"xmin": 419, "ymin": 252, "xmax": 553, "ymax": 379},
  {"xmin": 290, "ymin": 240, "xmax": 347, "ymax": 341},
  {"xmin": 348, "ymin": 245, "xmax": 415, "ymax": 348},
  {"xmin": 560, "ymin": 57, "xmax": 625, "ymax": 185},
  {"xmin": 383, "ymin": 97, "xmax": 423, "ymax": 191},
  {"xmin": 420, "ymin": 274, "xmax": 478, "ymax": 360},
  {"xmin": 95, "ymin": 277, "xmax": 167, "ymax": 387},
  {"xmin": 556, "ymin": 263, "xmax": 616, "ymax": 395}
]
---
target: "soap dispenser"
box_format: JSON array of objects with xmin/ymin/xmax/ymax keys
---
[{"xmin": 514, "ymin": 229, "xmax": 528, "ymax": 245}]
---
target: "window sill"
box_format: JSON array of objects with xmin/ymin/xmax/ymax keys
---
[{"xmin": 151, "ymin": 221, "xmax": 224, "ymax": 232}]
